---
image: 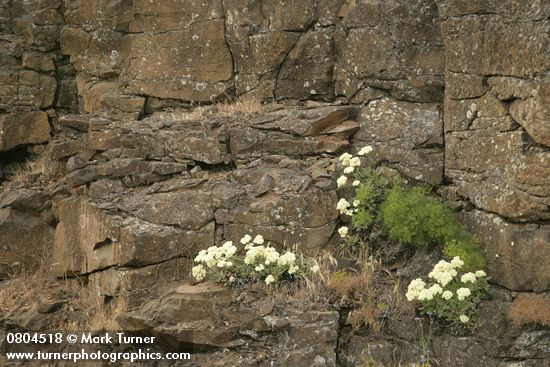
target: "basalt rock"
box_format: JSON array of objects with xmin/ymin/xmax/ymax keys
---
[
  {"xmin": 440, "ymin": 1, "xmax": 550, "ymax": 226},
  {"xmin": 0, "ymin": 112, "xmax": 51, "ymax": 152},
  {"xmin": 352, "ymin": 97, "xmax": 444, "ymax": 185},
  {"xmin": 43, "ymin": 106, "xmax": 362, "ymax": 294},
  {"xmin": 117, "ymin": 282, "xmax": 340, "ymax": 366}
]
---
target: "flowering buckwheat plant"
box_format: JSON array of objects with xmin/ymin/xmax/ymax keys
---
[
  {"xmin": 335, "ymin": 146, "xmax": 389, "ymax": 255},
  {"xmin": 406, "ymin": 256, "xmax": 489, "ymax": 327},
  {"xmin": 192, "ymin": 234, "xmax": 319, "ymax": 286}
]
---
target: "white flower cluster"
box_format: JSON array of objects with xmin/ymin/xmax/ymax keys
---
[
  {"xmin": 244, "ymin": 243, "xmax": 280, "ymax": 266},
  {"xmin": 337, "ymin": 198, "xmax": 354, "ymax": 216},
  {"xmin": 406, "ymin": 256, "xmax": 488, "ymax": 326},
  {"xmin": 338, "ymin": 226, "xmax": 349, "ymax": 238},
  {"xmin": 459, "ymin": 314, "xmax": 470, "ymax": 323},
  {"xmin": 339, "ymin": 152, "xmax": 361, "ymax": 170},
  {"xmin": 336, "ymin": 146, "xmax": 373, "ymax": 188},
  {"xmin": 358, "ymin": 145, "xmax": 374, "ymax": 156},
  {"xmin": 407, "ymin": 256, "xmax": 485, "ymax": 302},
  {"xmin": 475, "ymin": 270, "xmax": 486, "ymax": 277},
  {"xmin": 192, "ymin": 240, "xmax": 238, "ymax": 280},
  {"xmin": 460, "ymin": 272, "xmax": 477, "ymax": 283},
  {"xmin": 428, "ymin": 257, "xmax": 463, "ymax": 286},
  {"xmin": 240, "ymin": 234, "xmax": 317, "ymax": 284},
  {"xmin": 337, "ymin": 176, "xmax": 347, "ymax": 187},
  {"xmin": 192, "ymin": 234, "xmax": 319, "ymax": 285},
  {"xmin": 407, "ymin": 279, "xmax": 445, "ymax": 301},
  {"xmin": 406, "ymin": 279, "xmax": 423, "ymax": 301},
  {"xmin": 192, "ymin": 264, "xmax": 206, "ymax": 280},
  {"xmin": 407, "ymin": 258, "xmax": 461, "ymax": 300},
  {"xmin": 456, "ymin": 287, "xmax": 471, "ymax": 301}
]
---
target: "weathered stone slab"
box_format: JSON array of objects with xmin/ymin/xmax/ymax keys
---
[
  {"xmin": 124, "ymin": 0, "xmax": 233, "ymax": 102},
  {"xmin": 118, "ymin": 191, "xmax": 214, "ymax": 231},
  {"xmin": 440, "ymin": 4, "xmax": 550, "ymax": 223},
  {"xmin": 462, "ymin": 210, "xmax": 550, "ymax": 292},
  {"xmin": 117, "ymin": 281, "xmax": 339, "ymax": 365},
  {"xmin": 53, "ymin": 197, "xmax": 215, "ymax": 277},
  {"xmin": 353, "ymin": 98, "xmax": 444, "ymax": 185},
  {"xmin": 334, "ymin": 0, "xmax": 445, "ymax": 103},
  {"xmin": 0, "ymin": 112, "xmax": 51, "ymax": 152}
]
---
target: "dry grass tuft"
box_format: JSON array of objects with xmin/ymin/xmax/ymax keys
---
[
  {"xmin": 261, "ymin": 251, "xmax": 337, "ymax": 306},
  {"xmin": 295, "ymin": 251, "xmax": 338, "ymax": 301},
  {"xmin": 507, "ymin": 294, "xmax": 550, "ymax": 327},
  {"xmin": 0, "ymin": 250, "xmax": 57, "ymax": 313},
  {"xmin": 325, "ymin": 258, "xmax": 412, "ymax": 332},
  {"xmin": 175, "ymin": 96, "xmax": 267, "ymax": 121},
  {"xmin": 69, "ymin": 288, "xmax": 127, "ymax": 331},
  {"xmin": 0, "ymin": 248, "xmax": 126, "ymax": 332},
  {"xmin": 214, "ymin": 96, "xmax": 265, "ymax": 117},
  {"xmin": 358, "ymin": 353, "xmax": 433, "ymax": 367},
  {"xmin": 260, "ymin": 251, "xmax": 412, "ymax": 333},
  {"xmin": 9, "ymin": 153, "xmax": 48, "ymax": 183},
  {"xmin": 358, "ymin": 355, "xmax": 387, "ymax": 367},
  {"xmin": 175, "ymin": 105, "xmax": 211, "ymax": 121}
]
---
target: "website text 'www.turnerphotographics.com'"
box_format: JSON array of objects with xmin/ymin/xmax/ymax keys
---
[{"xmin": 3, "ymin": 331, "xmax": 192, "ymax": 363}]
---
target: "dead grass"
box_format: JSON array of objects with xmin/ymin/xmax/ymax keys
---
[
  {"xmin": 68, "ymin": 287, "xmax": 127, "ymax": 331},
  {"xmin": 326, "ymin": 258, "xmax": 412, "ymax": 332},
  {"xmin": 358, "ymin": 355, "xmax": 387, "ymax": 367},
  {"xmin": 9, "ymin": 153, "xmax": 48, "ymax": 183},
  {"xmin": 0, "ymin": 250, "xmax": 57, "ymax": 314},
  {"xmin": 268, "ymin": 251, "xmax": 411, "ymax": 333},
  {"xmin": 267, "ymin": 251, "xmax": 338, "ymax": 306},
  {"xmin": 214, "ymin": 96, "xmax": 265, "ymax": 117},
  {"xmin": 358, "ymin": 354, "xmax": 434, "ymax": 367},
  {"xmin": 296, "ymin": 251, "xmax": 338, "ymax": 300},
  {"xmin": 507, "ymin": 294, "xmax": 550, "ymax": 327},
  {"xmin": 0, "ymin": 249, "xmax": 126, "ymax": 332},
  {"xmin": 173, "ymin": 96, "xmax": 267, "ymax": 121}
]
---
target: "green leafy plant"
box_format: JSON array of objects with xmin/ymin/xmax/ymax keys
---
[
  {"xmin": 378, "ymin": 186, "xmax": 485, "ymax": 271},
  {"xmin": 379, "ymin": 186, "xmax": 453, "ymax": 247},
  {"xmin": 192, "ymin": 234, "xmax": 318, "ymax": 286},
  {"xmin": 444, "ymin": 238, "xmax": 485, "ymax": 272},
  {"xmin": 406, "ymin": 256, "xmax": 489, "ymax": 327},
  {"xmin": 335, "ymin": 148, "xmax": 485, "ymax": 271},
  {"xmin": 336, "ymin": 147, "xmax": 389, "ymax": 256}
]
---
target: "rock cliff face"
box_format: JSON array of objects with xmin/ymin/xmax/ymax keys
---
[
  {"xmin": 437, "ymin": 0, "xmax": 550, "ymax": 292},
  {"xmin": 1, "ymin": 0, "xmax": 549, "ymax": 366}
]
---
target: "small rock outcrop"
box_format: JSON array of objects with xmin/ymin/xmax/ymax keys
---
[
  {"xmin": 117, "ymin": 282, "xmax": 339, "ymax": 366},
  {"xmin": 41, "ymin": 103, "xmax": 442, "ymax": 306}
]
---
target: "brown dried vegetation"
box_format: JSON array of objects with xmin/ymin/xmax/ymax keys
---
[
  {"xmin": 0, "ymin": 253, "xmax": 125, "ymax": 331},
  {"xmin": 326, "ymin": 260, "xmax": 412, "ymax": 332},
  {"xmin": 8, "ymin": 153, "xmax": 48, "ymax": 183},
  {"xmin": 0, "ymin": 253, "xmax": 57, "ymax": 314},
  {"xmin": 507, "ymin": 294, "xmax": 550, "ymax": 327}
]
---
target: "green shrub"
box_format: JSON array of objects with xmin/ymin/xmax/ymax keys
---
[
  {"xmin": 444, "ymin": 238, "xmax": 485, "ymax": 272},
  {"xmin": 378, "ymin": 186, "xmax": 485, "ymax": 271},
  {"xmin": 378, "ymin": 186, "xmax": 454, "ymax": 246},
  {"xmin": 351, "ymin": 168, "xmax": 389, "ymax": 231},
  {"xmin": 336, "ymin": 148, "xmax": 486, "ymax": 270}
]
